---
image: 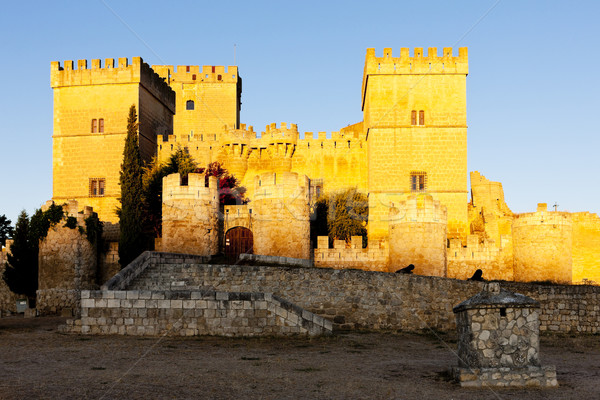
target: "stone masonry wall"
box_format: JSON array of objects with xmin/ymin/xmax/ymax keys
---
[
  {"xmin": 388, "ymin": 195, "xmax": 447, "ymax": 275},
  {"xmin": 252, "ymin": 172, "xmax": 310, "ymax": 259},
  {"xmin": 160, "ymin": 173, "xmax": 219, "ymax": 256},
  {"xmin": 37, "ymin": 214, "xmax": 97, "ymax": 315},
  {"xmin": 513, "ymin": 207, "xmax": 572, "ymax": 284},
  {"xmin": 63, "ymin": 289, "xmax": 331, "ymax": 337},
  {"xmin": 129, "ymin": 253, "xmax": 600, "ymax": 333}
]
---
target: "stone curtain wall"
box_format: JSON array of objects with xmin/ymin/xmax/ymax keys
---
[
  {"xmin": 37, "ymin": 218, "xmax": 97, "ymax": 315},
  {"xmin": 129, "ymin": 253, "xmax": 600, "ymax": 333},
  {"xmin": 513, "ymin": 207, "xmax": 573, "ymax": 284},
  {"xmin": 388, "ymin": 195, "xmax": 447, "ymax": 275},
  {"xmin": 314, "ymin": 236, "xmax": 388, "ymax": 272},
  {"xmin": 64, "ymin": 289, "xmax": 332, "ymax": 337}
]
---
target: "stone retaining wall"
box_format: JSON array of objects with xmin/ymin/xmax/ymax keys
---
[
  {"xmin": 63, "ymin": 289, "xmax": 331, "ymax": 337},
  {"xmin": 129, "ymin": 253, "xmax": 600, "ymax": 333}
]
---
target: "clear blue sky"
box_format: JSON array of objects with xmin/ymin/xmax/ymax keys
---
[{"xmin": 0, "ymin": 0, "xmax": 599, "ymax": 225}]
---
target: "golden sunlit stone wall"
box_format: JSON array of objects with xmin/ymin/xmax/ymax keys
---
[
  {"xmin": 513, "ymin": 205, "xmax": 573, "ymax": 284},
  {"xmin": 51, "ymin": 57, "xmax": 175, "ymax": 222},
  {"xmin": 571, "ymin": 212, "xmax": 600, "ymax": 283}
]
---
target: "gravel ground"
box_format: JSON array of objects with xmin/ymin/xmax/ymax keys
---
[{"xmin": 0, "ymin": 316, "xmax": 598, "ymax": 400}]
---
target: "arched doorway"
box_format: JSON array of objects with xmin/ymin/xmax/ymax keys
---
[{"xmin": 225, "ymin": 227, "xmax": 253, "ymax": 261}]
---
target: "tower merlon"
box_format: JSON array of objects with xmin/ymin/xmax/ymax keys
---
[
  {"xmin": 51, "ymin": 57, "xmax": 175, "ymax": 112},
  {"xmin": 363, "ymin": 47, "xmax": 468, "ymax": 75}
]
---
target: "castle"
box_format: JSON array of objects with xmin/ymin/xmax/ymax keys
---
[{"xmin": 47, "ymin": 48, "xmax": 600, "ymax": 290}]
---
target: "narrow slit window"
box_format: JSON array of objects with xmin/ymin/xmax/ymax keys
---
[
  {"xmin": 91, "ymin": 119, "xmax": 97, "ymax": 133},
  {"xmin": 411, "ymin": 111, "xmax": 417, "ymax": 125},
  {"xmin": 419, "ymin": 110, "xmax": 425, "ymax": 125},
  {"xmin": 98, "ymin": 118, "xmax": 104, "ymax": 133}
]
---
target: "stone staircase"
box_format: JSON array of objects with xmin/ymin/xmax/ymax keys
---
[{"xmin": 63, "ymin": 252, "xmax": 332, "ymax": 337}]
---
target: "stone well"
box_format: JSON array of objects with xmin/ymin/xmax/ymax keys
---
[{"xmin": 452, "ymin": 282, "xmax": 558, "ymax": 388}]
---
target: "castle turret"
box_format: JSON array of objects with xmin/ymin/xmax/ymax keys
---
[
  {"xmin": 512, "ymin": 204, "xmax": 572, "ymax": 284},
  {"xmin": 388, "ymin": 194, "xmax": 448, "ymax": 275},
  {"xmin": 159, "ymin": 173, "xmax": 219, "ymax": 256},
  {"xmin": 217, "ymin": 124, "xmax": 255, "ymax": 180},
  {"xmin": 362, "ymin": 48, "xmax": 468, "ymax": 243},
  {"xmin": 252, "ymin": 172, "xmax": 310, "ymax": 259}
]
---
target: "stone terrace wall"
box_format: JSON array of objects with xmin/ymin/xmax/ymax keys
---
[
  {"xmin": 129, "ymin": 254, "xmax": 600, "ymax": 333},
  {"xmin": 64, "ymin": 289, "xmax": 331, "ymax": 337}
]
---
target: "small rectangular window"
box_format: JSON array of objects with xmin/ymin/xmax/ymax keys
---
[
  {"xmin": 192, "ymin": 74, "xmax": 196, "ymax": 80},
  {"xmin": 212, "ymin": 66, "xmax": 216, "ymax": 73},
  {"xmin": 419, "ymin": 110, "xmax": 425, "ymax": 125},
  {"xmin": 98, "ymin": 118, "xmax": 104, "ymax": 133},
  {"xmin": 217, "ymin": 74, "xmax": 222, "ymax": 81},
  {"xmin": 186, "ymin": 65, "xmax": 190, "ymax": 72},
  {"xmin": 91, "ymin": 119, "xmax": 97, "ymax": 133},
  {"xmin": 411, "ymin": 111, "xmax": 417, "ymax": 125},
  {"xmin": 89, "ymin": 178, "xmax": 106, "ymax": 197},
  {"xmin": 410, "ymin": 172, "xmax": 427, "ymax": 192}
]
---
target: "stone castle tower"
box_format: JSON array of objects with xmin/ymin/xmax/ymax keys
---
[
  {"xmin": 51, "ymin": 57, "xmax": 175, "ymax": 222},
  {"xmin": 362, "ymin": 47, "xmax": 469, "ymax": 242}
]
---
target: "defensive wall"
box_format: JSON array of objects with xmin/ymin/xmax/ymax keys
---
[
  {"xmin": 37, "ymin": 201, "xmax": 98, "ymax": 315},
  {"xmin": 124, "ymin": 253, "xmax": 600, "ymax": 334},
  {"xmin": 314, "ymin": 236, "xmax": 388, "ymax": 272},
  {"xmin": 157, "ymin": 122, "xmax": 368, "ymax": 198}
]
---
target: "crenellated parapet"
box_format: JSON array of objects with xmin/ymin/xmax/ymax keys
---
[
  {"xmin": 152, "ymin": 64, "xmax": 239, "ymax": 84},
  {"xmin": 51, "ymin": 57, "xmax": 175, "ymax": 113},
  {"xmin": 162, "ymin": 173, "xmax": 218, "ymax": 203},
  {"xmin": 362, "ymin": 47, "xmax": 467, "ymax": 108}
]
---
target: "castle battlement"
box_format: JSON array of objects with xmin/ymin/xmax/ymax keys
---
[
  {"xmin": 51, "ymin": 57, "xmax": 175, "ymax": 112},
  {"xmin": 151, "ymin": 64, "xmax": 239, "ymax": 84},
  {"xmin": 162, "ymin": 173, "xmax": 218, "ymax": 202},
  {"xmin": 513, "ymin": 205, "xmax": 573, "ymax": 228},
  {"xmin": 364, "ymin": 47, "xmax": 468, "ymax": 75}
]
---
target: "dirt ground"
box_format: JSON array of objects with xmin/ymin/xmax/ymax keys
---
[{"xmin": 0, "ymin": 316, "xmax": 598, "ymax": 400}]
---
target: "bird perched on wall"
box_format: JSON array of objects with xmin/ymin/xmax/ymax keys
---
[
  {"xmin": 468, "ymin": 269, "xmax": 484, "ymax": 281},
  {"xmin": 396, "ymin": 264, "xmax": 415, "ymax": 274}
]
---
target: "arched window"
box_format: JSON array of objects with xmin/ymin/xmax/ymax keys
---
[
  {"xmin": 419, "ymin": 110, "xmax": 425, "ymax": 125},
  {"xmin": 186, "ymin": 100, "xmax": 195, "ymax": 110}
]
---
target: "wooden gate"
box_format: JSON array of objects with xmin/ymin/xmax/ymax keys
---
[{"xmin": 225, "ymin": 227, "xmax": 254, "ymax": 261}]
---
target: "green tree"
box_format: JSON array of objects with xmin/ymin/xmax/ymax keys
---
[
  {"xmin": 311, "ymin": 189, "xmax": 368, "ymax": 247},
  {"xmin": 3, "ymin": 204, "xmax": 64, "ymax": 300},
  {"xmin": 0, "ymin": 214, "xmax": 13, "ymax": 247},
  {"xmin": 118, "ymin": 105, "xmax": 146, "ymax": 267}
]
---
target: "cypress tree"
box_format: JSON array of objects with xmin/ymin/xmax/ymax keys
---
[{"xmin": 118, "ymin": 105, "xmax": 145, "ymax": 267}]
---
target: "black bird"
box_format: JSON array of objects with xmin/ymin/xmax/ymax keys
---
[
  {"xmin": 468, "ymin": 269, "xmax": 484, "ymax": 281},
  {"xmin": 396, "ymin": 264, "xmax": 415, "ymax": 274}
]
